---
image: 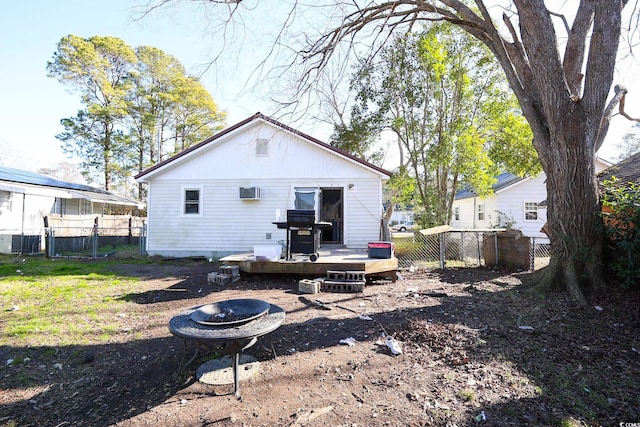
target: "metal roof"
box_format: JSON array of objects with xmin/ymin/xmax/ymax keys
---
[
  {"xmin": 454, "ymin": 172, "xmax": 525, "ymax": 200},
  {"xmin": 0, "ymin": 166, "xmax": 143, "ymax": 207}
]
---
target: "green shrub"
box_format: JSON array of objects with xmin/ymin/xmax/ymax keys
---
[{"xmin": 600, "ymin": 177, "xmax": 640, "ymax": 288}]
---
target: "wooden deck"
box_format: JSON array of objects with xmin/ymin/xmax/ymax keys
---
[{"xmin": 220, "ymin": 248, "xmax": 397, "ymax": 280}]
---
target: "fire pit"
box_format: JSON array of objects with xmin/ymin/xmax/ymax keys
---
[
  {"xmin": 189, "ymin": 299, "xmax": 271, "ymax": 326},
  {"xmin": 169, "ymin": 299, "xmax": 285, "ymax": 398}
]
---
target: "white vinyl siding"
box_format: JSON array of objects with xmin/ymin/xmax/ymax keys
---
[{"xmin": 141, "ymin": 120, "xmax": 387, "ymax": 257}]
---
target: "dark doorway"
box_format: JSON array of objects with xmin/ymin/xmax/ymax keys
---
[{"xmin": 319, "ymin": 188, "xmax": 343, "ymax": 244}]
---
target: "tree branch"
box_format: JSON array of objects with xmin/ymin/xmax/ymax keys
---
[
  {"xmin": 582, "ymin": 1, "xmax": 623, "ymax": 121},
  {"xmin": 594, "ymin": 84, "xmax": 638, "ymax": 152},
  {"xmin": 559, "ymin": 0, "xmax": 595, "ymax": 98}
]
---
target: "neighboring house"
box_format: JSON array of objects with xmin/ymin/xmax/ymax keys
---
[
  {"xmin": 134, "ymin": 112, "xmax": 392, "ymax": 258},
  {"xmin": 390, "ymin": 207, "xmax": 414, "ymax": 225},
  {"xmin": 451, "ymin": 157, "xmax": 612, "ymax": 237},
  {"xmin": 598, "ymin": 151, "xmax": 640, "ymax": 189},
  {"xmin": 0, "ymin": 166, "xmax": 144, "ymax": 254},
  {"xmin": 598, "ymin": 152, "xmax": 640, "ymax": 223}
]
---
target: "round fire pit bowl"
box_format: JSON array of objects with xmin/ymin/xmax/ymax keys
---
[{"xmin": 189, "ymin": 298, "xmax": 271, "ymax": 327}]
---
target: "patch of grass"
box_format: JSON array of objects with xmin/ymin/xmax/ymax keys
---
[
  {"xmin": 0, "ymin": 257, "xmax": 147, "ymax": 347},
  {"xmin": 558, "ymin": 419, "xmax": 584, "ymax": 427},
  {"xmin": 459, "ymin": 388, "xmax": 475, "ymax": 401}
]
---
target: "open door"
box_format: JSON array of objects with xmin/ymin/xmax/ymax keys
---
[{"xmin": 319, "ymin": 188, "xmax": 343, "ymax": 244}]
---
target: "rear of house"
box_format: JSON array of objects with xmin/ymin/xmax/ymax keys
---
[{"xmin": 135, "ymin": 113, "xmax": 391, "ymax": 259}]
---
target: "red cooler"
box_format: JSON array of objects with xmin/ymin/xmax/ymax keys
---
[{"xmin": 368, "ymin": 242, "xmax": 394, "ymax": 259}]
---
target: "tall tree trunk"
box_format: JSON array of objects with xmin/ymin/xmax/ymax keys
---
[{"xmin": 538, "ymin": 116, "xmax": 603, "ymax": 304}]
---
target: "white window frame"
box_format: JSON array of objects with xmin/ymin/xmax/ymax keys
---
[
  {"xmin": 256, "ymin": 138, "xmax": 269, "ymax": 156},
  {"xmin": 524, "ymin": 201, "xmax": 538, "ymax": 221},
  {"xmin": 453, "ymin": 206, "xmax": 460, "ymax": 221},
  {"xmin": 477, "ymin": 203, "xmax": 485, "ymax": 221},
  {"xmin": 182, "ymin": 186, "xmax": 203, "ymax": 216}
]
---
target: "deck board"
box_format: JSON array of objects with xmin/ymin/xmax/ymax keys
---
[{"xmin": 220, "ymin": 248, "xmax": 397, "ymax": 278}]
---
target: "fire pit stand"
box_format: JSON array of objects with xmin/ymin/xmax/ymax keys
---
[{"xmin": 169, "ymin": 301, "xmax": 285, "ymax": 398}]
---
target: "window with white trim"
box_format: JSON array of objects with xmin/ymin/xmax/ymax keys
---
[
  {"xmin": 183, "ymin": 188, "xmax": 202, "ymax": 215},
  {"xmin": 524, "ymin": 202, "xmax": 538, "ymax": 221},
  {"xmin": 453, "ymin": 206, "xmax": 460, "ymax": 221},
  {"xmin": 477, "ymin": 204, "xmax": 485, "ymax": 221}
]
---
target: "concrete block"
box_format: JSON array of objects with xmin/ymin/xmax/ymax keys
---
[
  {"xmin": 299, "ymin": 279, "xmax": 320, "ymax": 294},
  {"xmin": 326, "ymin": 270, "xmax": 346, "ymax": 280},
  {"xmin": 345, "ymin": 270, "xmax": 366, "ymax": 281},
  {"xmin": 321, "ymin": 280, "xmax": 365, "ymax": 293},
  {"xmin": 219, "ymin": 265, "xmax": 240, "ymax": 282},
  {"xmin": 219, "ymin": 265, "xmax": 240, "ymax": 277},
  {"xmin": 215, "ymin": 274, "xmax": 232, "ymax": 285}
]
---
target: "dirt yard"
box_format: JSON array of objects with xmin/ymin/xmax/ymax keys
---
[{"xmin": 1, "ymin": 262, "xmax": 639, "ymax": 426}]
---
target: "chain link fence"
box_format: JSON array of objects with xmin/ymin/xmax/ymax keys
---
[
  {"xmin": 46, "ymin": 225, "xmax": 147, "ymax": 258},
  {"xmin": 0, "ymin": 215, "xmax": 146, "ymax": 258},
  {"xmin": 393, "ymin": 231, "xmax": 550, "ymax": 271}
]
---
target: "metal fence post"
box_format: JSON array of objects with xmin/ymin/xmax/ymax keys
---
[
  {"xmin": 439, "ymin": 232, "xmax": 445, "ymax": 269},
  {"xmin": 49, "ymin": 228, "xmax": 55, "ymax": 258},
  {"xmin": 530, "ymin": 237, "xmax": 535, "ymax": 271},
  {"xmin": 92, "ymin": 222, "xmax": 98, "ymax": 259},
  {"xmin": 139, "ymin": 223, "xmax": 147, "ymax": 256}
]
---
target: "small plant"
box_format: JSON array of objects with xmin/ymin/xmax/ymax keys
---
[
  {"xmin": 490, "ymin": 211, "xmax": 517, "ymax": 229},
  {"xmin": 600, "ymin": 177, "xmax": 640, "ymax": 288},
  {"xmin": 459, "ymin": 388, "xmax": 475, "ymax": 401}
]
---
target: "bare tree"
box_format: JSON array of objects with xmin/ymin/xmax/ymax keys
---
[{"xmin": 147, "ymin": 0, "xmax": 638, "ymax": 304}]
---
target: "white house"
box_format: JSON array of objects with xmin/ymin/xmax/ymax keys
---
[
  {"xmin": 134, "ymin": 113, "xmax": 392, "ymax": 258},
  {"xmin": 450, "ymin": 158, "xmax": 612, "ymax": 237},
  {"xmin": 389, "ymin": 207, "xmax": 414, "ymax": 225},
  {"xmin": 0, "ymin": 166, "xmax": 144, "ymax": 253}
]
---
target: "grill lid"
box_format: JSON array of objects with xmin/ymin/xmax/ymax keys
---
[{"xmin": 287, "ymin": 209, "xmax": 316, "ymax": 226}]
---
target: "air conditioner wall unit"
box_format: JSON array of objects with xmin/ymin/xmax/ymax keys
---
[{"xmin": 239, "ymin": 187, "xmax": 261, "ymax": 200}]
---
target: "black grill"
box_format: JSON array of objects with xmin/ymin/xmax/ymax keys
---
[{"xmin": 286, "ymin": 210, "xmax": 316, "ymax": 227}]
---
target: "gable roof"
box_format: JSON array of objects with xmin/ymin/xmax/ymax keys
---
[
  {"xmin": 0, "ymin": 166, "xmax": 143, "ymax": 207},
  {"xmin": 134, "ymin": 112, "xmax": 392, "ymax": 181},
  {"xmin": 455, "ymin": 172, "xmax": 526, "ymax": 200},
  {"xmin": 597, "ymin": 152, "xmax": 640, "ymax": 190}
]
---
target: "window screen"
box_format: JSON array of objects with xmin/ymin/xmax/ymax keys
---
[
  {"xmin": 184, "ymin": 189, "xmax": 200, "ymax": 214},
  {"xmin": 477, "ymin": 204, "xmax": 485, "ymax": 221},
  {"xmin": 524, "ymin": 202, "xmax": 538, "ymax": 220},
  {"xmin": 256, "ymin": 138, "xmax": 269, "ymax": 156}
]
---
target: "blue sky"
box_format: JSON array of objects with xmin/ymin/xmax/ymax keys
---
[
  {"xmin": 0, "ymin": 1, "xmax": 637, "ymax": 172},
  {"xmin": 0, "ymin": 0, "xmax": 280, "ymax": 171}
]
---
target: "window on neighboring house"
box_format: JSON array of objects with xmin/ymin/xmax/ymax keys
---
[
  {"xmin": 453, "ymin": 207, "xmax": 460, "ymax": 221},
  {"xmin": 524, "ymin": 202, "xmax": 538, "ymax": 221},
  {"xmin": 80, "ymin": 199, "xmax": 91, "ymax": 215},
  {"xmin": 184, "ymin": 188, "xmax": 201, "ymax": 215},
  {"xmin": 477, "ymin": 204, "xmax": 485, "ymax": 221},
  {"xmin": 256, "ymin": 138, "xmax": 269, "ymax": 156}
]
